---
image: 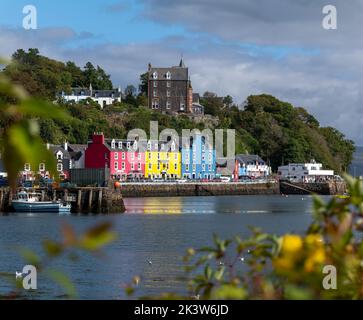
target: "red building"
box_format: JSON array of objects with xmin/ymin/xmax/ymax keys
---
[{"xmin": 85, "ymin": 133, "xmax": 145, "ymax": 180}]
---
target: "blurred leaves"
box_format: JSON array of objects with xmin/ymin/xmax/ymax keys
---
[
  {"xmin": 0, "ymin": 67, "xmax": 70, "ymax": 188},
  {"xmin": 145, "ymin": 176, "xmax": 363, "ymax": 300}
]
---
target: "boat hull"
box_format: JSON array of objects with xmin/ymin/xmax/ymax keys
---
[{"xmin": 12, "ymin": 201, "xmax": 71, "ymax": 213}]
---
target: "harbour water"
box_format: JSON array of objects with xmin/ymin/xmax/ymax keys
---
[{"xmin": 0, "ymin": 194, "xmax": 323, "ymax": 299}]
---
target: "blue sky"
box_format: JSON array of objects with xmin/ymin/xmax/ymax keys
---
[
  {"xmin": 0, "ymin": 0, "xmax": 189, "ymax": 45},
  {"xmin": 0, "ymin": 0, "xmax": 362, "ymax": 144}
]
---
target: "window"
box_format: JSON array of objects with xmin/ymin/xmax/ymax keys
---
[
  {"xmin": 24, "ymin": 163, "xmax": 31, "ymax": 171},
  {"xmin": 149, "ymin": 163, "xmax": 152, "ymax": 170},
  {"xmin": 208, "ymin": 164, "xmax": 212, "ymax": 171},
  {"xmin": 118, "ymin": 142, "xmax": 122, "ymax": 149},
  {"xmin": 192, "ymin": 164, "xmax": 196, "ymax": 172},
  {"xmin": 131, "ymin": 153, "xmax": 135, "ymax": 161},
  {"xmin": 152, "ymin": 72, "xmax": 158, "ymax": 79},
  {"xmin": 127, "ymin": 142, "xmax": 131, "ymax": 149},
  {"xmin": 174, "ymin": 153, "xmax": 178, "ymax": 160},
  {"xmin": 138, "ymin": 163, "xmax": 141, "ymax": 170},
  {"xmin": 171, "ymin": 142, "xmax": 175, "ymax": 151},
  {"xmin": 147, "ymin": 142, "xmax": 151, "ymax": 150},
  {"xmin": 166, "ymin": 90, "xmax": 171, "ymax": 97},
  {"xmin": 153, "ymin": 90, "xmax": 157, "ymax": 97},
  {"xmin": 202, "ymin": 153, "xmax": 205, "ymax": 161},
  {"xmin": 138, "ymin": 153, "xmax": 141, "ymax": 160},
  {"xmin": 131, "ymin": 163, "xmax": 134, "ymax": 170},
  {"xmin": 148, "ymin": 152, "xmax": 152, "ymax": 159},
  {"xmin": 122, "ymin": 162, "xmax": 125, "ymax": 170},
  {"xmin": 208, "ymin": 153, "xmax": 212, "ymax": 161},
  {"xmin": 157, "ymin": 153, "xmax": 160, "ymax": 160},
  {"xmin": 153, "ymin": 81, "xmax": 157, "ymax": 88},
  {"xmin": 186, "ymin": 164, "xmax": 189, "ymax": 171},
  {"xmin": 111, "ymin": 140, "xmax": 115, "ymax": 149},
  {"xmin": 57, "ymin": 163, "xmax": 63, "ymax": 172},
  {"xmin": 193, "ymin": 152, "xmax": 196, "ymax": 161},
  {"xmin": 180, "ymin": 103, "xmax": 185, "ymax": 111},
  {"xmin": 157, "ymin": 163, "xmax": 160, "ymax": 170},
  {"xmin": 167, "ymin": 81, "xmax": 171, "ymax": 88},
  {"xmin": 152, "ymin": 100, "xmax": 159, "ymax": 109},
  {"xmin": 166, "ymin": 71, "xmax": 171, "ymax": 80},
  {"xmin": 114, "ymin": 152, "xmax": 118, "ymax": 160},
  {"xmin": 57, "ymin": 151, "xmax": 63, "ymax": 160},
  {"xmin": 122, "ymin": 152, "xmax": 126, "ymax": 160},
  {"xmin": 202, "ymin": 164, "xmax": 206, "ymax": 171},
  {"xmin": 39, "ymin": 163, "xmax": 45, "ymax": 171},
  {"xmin": 155, "ymin": 143, "xmax": 158, "ymax": 149},
  {"xmin": 174, "ymin": 163, "xmax": 177, "ymax": 170},
  {"xmin": 114, "ymin": 162, "xmax": 118, "ymax": 170},
  {"xmin": 166, "ymin": 100, "xmax": 171, "ymax": 109}
]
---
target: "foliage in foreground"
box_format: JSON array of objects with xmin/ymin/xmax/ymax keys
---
[{"xmin": 124, "ymin": 176, "xmax": 363, "ymax": 300}]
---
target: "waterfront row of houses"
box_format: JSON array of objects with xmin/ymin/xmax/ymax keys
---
[{"xmin": 16, "ymin": 132, "xmax": 271, "ymax": 182}]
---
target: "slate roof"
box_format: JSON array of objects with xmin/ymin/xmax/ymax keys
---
[
  {"xmin": 235, "ymin": 154, "xmax": 265, "ymax": 165},
  {"xmin": 62, "ymin": 88, "xmax": 122, "ymax": 98},
  {"xmin": 48, "ymin": 145, "xmax": 71, "ymax": 159},
  {"xmin": 149, "ymin": 67, "xmax": 188, "ymax": 81}
]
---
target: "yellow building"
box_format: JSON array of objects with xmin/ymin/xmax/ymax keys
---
[{"xmin": 145, "ymin": 140, "xmax": 181, "ymax": 179}]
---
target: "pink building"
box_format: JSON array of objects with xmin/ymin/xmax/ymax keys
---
[{"xmin": 85, "ymin": 133, "xmax": 145, "ymax": 180}]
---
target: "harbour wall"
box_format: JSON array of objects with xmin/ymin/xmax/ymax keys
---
[
  {"xmin": 119, "ymin": 181, "xmax": 280, "ymax": 198},
  {"xmin": 279, "ymin": 181, "xmax": 347, "ymax": 195}
]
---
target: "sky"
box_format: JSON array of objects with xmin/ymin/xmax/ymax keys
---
[{"xmin": 0, "ymin": 0, "xmax": 362, "ymax": 145}]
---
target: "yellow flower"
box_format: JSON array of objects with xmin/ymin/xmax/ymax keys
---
[
  {"xmin": 273, "ymin": 256, "xmax": 294, "ymax": 271},
  {"xmin": 281, "ymin": 234, "xmax": 303, "ymax": 254},
  {"xmin": 305, "ymin": 234, "xmax": 324, "ymax": 247},
  {"xmin": 304, "ymin": 248, "xmax": 326, "ymax": 272}
]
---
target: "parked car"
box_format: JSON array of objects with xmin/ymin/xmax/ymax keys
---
[
  {"xmin": 176, "ymin": 179, "xmax": 187, "ymax": 183},
  {"xmin": 220, "ymin": 176, "xmax": 231, "ymax": 183}
]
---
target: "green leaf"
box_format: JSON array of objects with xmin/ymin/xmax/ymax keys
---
[
  {"xmin": 43, "ymin": 240, "xmax": 63, "ymax": 257},
  {"xmin": 78, "ymin": 222, "xmax": 117, "ymax": 250},
  {"xmin": 18, "ymin": 98, "xmax": 69, "ymax": 120},
  {"xmin": 19, "ymin": 248, "xmax": 41, "ymax": 267},
  {"xmin": 46, "ymin": 269, "xmax": 77, "ymax": 299},
  {"xmin": 2, "ymin": 120, "xmax": 57, "ymax": 187}
]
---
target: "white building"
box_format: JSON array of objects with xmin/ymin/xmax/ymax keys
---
[
  {"xmin": 59, "ymin": 85, "xmax": 122, "ymax": 109},
  {"xmin": 277, "ymin": 160, "xmax": 334, "ymax": 182}
]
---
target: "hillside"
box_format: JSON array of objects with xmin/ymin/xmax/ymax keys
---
[{"xmin": 0, "ymin": 49, "xmax": 355, "ymax": 172}]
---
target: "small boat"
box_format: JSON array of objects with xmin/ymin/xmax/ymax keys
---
[{"xmin": 12, "ymin": 191, "xmax": 71, "ymax": 213}]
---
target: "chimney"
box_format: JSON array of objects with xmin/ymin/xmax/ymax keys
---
[
  {"xmin": 93, "ymin": 132, "xmax": 105, "ymax": 145},
  {"xmin": 64, "ymin": 141, "xmax": 68, "ymax": 151},
  {"xmin": 148, "ymin": 63, "xmax": 152, "ymax": 71},
  {"xmin": 46, "ymin": 143, "xmax": 50, "ymax": 150}
]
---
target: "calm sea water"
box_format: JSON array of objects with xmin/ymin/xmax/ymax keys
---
[{"xmin": 0, "ymin": 195, "xmax": 321, "ymax": 299}]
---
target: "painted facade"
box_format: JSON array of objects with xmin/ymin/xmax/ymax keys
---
[
  {"xmin": 145, "ymin": 140, "xmax": 181, "ymax": 179},
  {"xmin": 85, "ymin": 133, "xmax": 145, "ymax": 180},
  {"xmin": 181, "ymin": 134, "xmax": 216, "ymax": 180}
]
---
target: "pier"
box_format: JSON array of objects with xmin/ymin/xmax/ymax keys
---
[{"xmin": 0, "ymin": 187, "xmax": 125, "ymax": 214}]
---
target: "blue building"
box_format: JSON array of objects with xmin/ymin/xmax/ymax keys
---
[{"xmin": 181, "ymin": 134, "xmax": 216, "ymax": 180}]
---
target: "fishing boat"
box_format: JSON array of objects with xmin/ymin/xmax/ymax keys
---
[{"xmin": 12, "ymin": 191, "xmax": 71, "ymax": 213}]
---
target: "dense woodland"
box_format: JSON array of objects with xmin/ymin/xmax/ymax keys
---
[{"xmin": 0, "ymin": 49, "xmax": 355, "ymax": 172}]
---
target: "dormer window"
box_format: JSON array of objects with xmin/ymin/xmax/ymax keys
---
[
  {"xmin": 56, "ymin": 151, "xmax": 63, "ymax": 160},
  {"xmin": 166, "ymin": 71, "xmax": 171, "ymax": 80},
  {"xmin": 152, "ymin": 72, "xmax": 158, "ymax": 79},
  {"xmin": 147, "ymin": 141, "xmax": 151, "ymax": 150},
  {"xmin": 111, "ymin": 139, "xmax": 116, "ymax": 149},
  {"xmin": 127, "ymin": 142, "xmax": 131, "ymax": 150},
  {"xmin": 171, "ymin": 142, "xmax": 175, "ymax": 151},
  {"xmin": 133, "ymin": 141, "xmax": 138, "ymax": 150},
  {"xmin": 118, "ymin": 141, "xmax": 122, "ymax": 149}
]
